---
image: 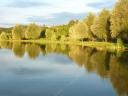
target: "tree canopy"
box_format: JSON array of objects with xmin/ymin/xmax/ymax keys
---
[
  {"xmin": 12, "ymin": 24, "xmax": 25, "ymax": 40},
  {"xmin": 91, "ymin": 9, "xmax": 111, "ymax": 41},
  {"xmin": 25, "ymin": 23, "xmax": 41, "ymax": 39}
]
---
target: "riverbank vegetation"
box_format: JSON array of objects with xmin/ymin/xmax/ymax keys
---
[{"xmin": 0, "ymin": 0, "xmax": 128, "ymax": 50}]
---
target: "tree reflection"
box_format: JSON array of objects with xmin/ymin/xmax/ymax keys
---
[
  {"xmin": 12, "ymin": 42, "xmax": 25, "ymax": 58},
  {"xmin": 68, "ymin": 45, "xmax": 128, "ymax": 95},
  {"xmin": 40, "ymin": 44, "xmax": 46, "ymax": 55},
  {"xmin": 0, "ymin": 41, "xmax": 12, "ymax": 49},
  {"xmin": 45, "ymin": 44, "xmax": 69, "ymax": 55},
  {"xmin": 45, "ymin": 43, "xmax": 56, "ymax": 54},
  {"xmin": 25, "ymin": 43, "xmax": 40, "ymax": 59},
  {"xmin": 0, "ymin": 42, "xmax": 128, "ymax": 95},
  {"xmin": 90, "ymin": 51, "xmax": 110, "ymax": 78},
  {"xmin": 69, "ymin": 45, "xmax": 95, "ymax": 72},
  {"xmin": 109, "ymin": 54, "xmax": 128, "ymax": 96}
]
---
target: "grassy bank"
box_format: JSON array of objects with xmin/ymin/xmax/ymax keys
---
[{"xmin": 0, "ymin": 38, "xmax": 126, "ymax": 52}]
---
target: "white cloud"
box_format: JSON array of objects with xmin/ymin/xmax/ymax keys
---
[{"xmin": 0, "ymin": 0, "xmax": 116, "ymax": 27}]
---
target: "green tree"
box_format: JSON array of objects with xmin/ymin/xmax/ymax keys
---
[
  {"xmin": 25, "ymin": 23, "xmax": 41, "ymax": 39},
  {"xmin": 84, "ymin": 13, "xmax": 95, "ymax": 40},
  {"xmin": 91, "ymin": 9, "xmax": 111, "ymax": 41},
  {"xmin": 40, "ymin": 25, "xmax": 48, "ymax": 38},
  {"xmin": 45, "ymin": 29, "xmax": 51, "ymax": 40},
  {"xmin": 61, "ymin": 35, "xmax": 66, "ymax": 41},
  {"xmin": 69, "ymin": 22, "xmax": 88, "ymax": 40},
  {"xmin": 12, "ymin": 24, "xmax": 25, "ymax": 40},
  {"xmin": 111, "ymin": 0, "xmax": 128, "ymax": 41},
  {"xmin": 0, "ymin": 32, "xmax": 8, "ymax": 40},
  {"xmin": 68, "ymin": 20, "xmax": 78, "ymax": 27},
  {"xmin": 45, "ymin": 28, "xmax": 56, "ymax": 40}
]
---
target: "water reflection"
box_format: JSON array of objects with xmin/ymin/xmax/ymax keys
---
[
  {"xmin": 12, "ymin": 42, "xmax": 25, "ymax": 57},
  {"xmin": 0, "ymin": 41, "xmax": 12, "ymax": 49},
  {"xmin": 0, "ymin": 42, "xmax": 128, "ymax": 96},
  {"xmin": 25, "ymin": 43, "xmax": 41, "ymax": 59}
]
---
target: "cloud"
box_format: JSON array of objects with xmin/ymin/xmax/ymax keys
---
[
  {"xmin": 0, "ymin": 23, "xmax": 15, "ymax": 28},
  {"xmin": 26, "ymin": 12, "xmax": 87, "ymax": 25},
  {"xmin": 7, "ymin": 0, "xmax": 50, "ymax": 8},
  {"xmin": 86, "ymin": 1, "xmax": 116, "ymax": 9},
  {"xmin": 0, "ymin": 0, "xmax": 117, "ymax": 27}
]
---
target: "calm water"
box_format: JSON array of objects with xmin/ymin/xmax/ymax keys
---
[{"xmin": 0, "ymin": 41, "xmax": 127, "ymax": 96}]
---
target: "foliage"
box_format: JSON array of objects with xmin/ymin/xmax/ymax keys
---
[
  {"xmin": 84, "ymin": 13, "xmax": 95, "ymax": 40},
  {"xmin": 91, "ymin": 9, "xmax": 111, "ymax": 41},
  {"xmin": 45, "ymin": 28, "xmax": 57, "ymax": 40},
  {"xmin": 68, "ymin": 20, "xmax": 78, "ymax": 27},
  {"xmin": 25, "ymin": 23, "xmax": 41, "ymax": 39},
  {"xmin": 69, "ymin": 21, "xmax": 88, "ymax": 40},
  {"xmin": 0, "ymin": 32, "xmax": 8, "ymax": 40},
  {"xmin": 12, "ymin": 24, "xmax": 25, "ymax": 40},
  {"xmin": 111, "ymin": 0, "xmax": 128, "ymax": 41},
  {"xmin": 116, "ymin": 38, "xmax": 125, "ymax": 50},
  {"xmin": 40, "ymin": 25, "xmax": 48, "ymax": 38},
  {"xmin": 61, "ymin": 35, "xmax": 66, "ymax": 41},
  {"xmin": 0, "ymin": 27, "xmax": 12, "ymax": 34}
]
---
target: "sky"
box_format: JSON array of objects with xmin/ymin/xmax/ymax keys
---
[{"xmin": 0, "ymin": 0, "xmax": 116, "ymax": 27}]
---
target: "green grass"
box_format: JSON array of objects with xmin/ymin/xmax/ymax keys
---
[{"xmin": 37, "ymin": 39, "xmax": 126, "ymax": 52}]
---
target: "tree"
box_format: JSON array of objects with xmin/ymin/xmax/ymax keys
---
[
  {"xmin": 25, "ymin": 23, "xmax": 41, "ymax": 39},
  {"xmin": 68, "ymin": 20, "xmax": 78, "ymax": 27},
  {"xmin": 84, "ymin": 13, "xmax": 95, "ymax": 40},
  {"xmin": 69, "ymin": 22, "xmax": 88, "ymax": 40},
  {"xmin": 111, "ymin": 0, "xmax": 128, "ymax": 41},
  {"xmin": 55, "ymin": 25, "xmax": 69, "ymax": 40},
  {"xmin": 12, "ymin": 24, "xmax": 25, "ymax": 40},
  {"xmin": 45, "ymin": 28, "xmax": 57, "ymax": 40},
  {"xmin": 40, "ymin": 25, "xmax": 48, "ymax": 38},
  {"xmin": 45, "ymin": 29, "xmax": 51, "ymax": 40},
  {"xmin": 0, "ymin": 32, "xmax": 8, "ymax": 40},
  {"xmin": 61, "ymin": 35, "xmax": 66, "ymax": 41},
  {"xmin": 91, "ymin": 9, "xmax": 111, "ymax": 41}
]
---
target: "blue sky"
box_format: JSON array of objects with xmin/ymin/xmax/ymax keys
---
[{"xmin": 0, "ymin": 0, "xmax": 116, "ymax": 27}]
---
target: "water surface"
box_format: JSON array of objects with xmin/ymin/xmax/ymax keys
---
[{"xmin": 0, "ymin": 42, "xmax": 127, "ymax": 96}]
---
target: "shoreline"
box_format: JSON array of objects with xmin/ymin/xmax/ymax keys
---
[{"xmin": 0, "ymin": 39, "xmax": 126, "ymax": 51}]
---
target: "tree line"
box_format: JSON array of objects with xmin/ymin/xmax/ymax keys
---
[{"xmin": 0, "ymin": 0, "xmax": 128, "ymax": 43}]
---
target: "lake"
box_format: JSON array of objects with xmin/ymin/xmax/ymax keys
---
[{"xmin": 0, "ymin": 41, "xmax": 127, "ymax": 96}]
